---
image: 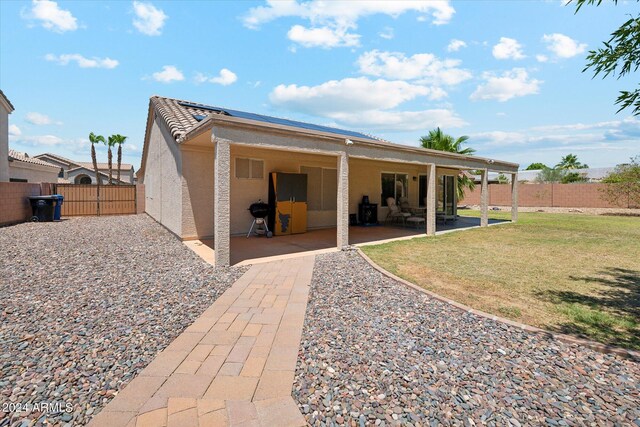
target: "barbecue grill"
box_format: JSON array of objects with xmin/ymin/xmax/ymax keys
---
[{"xmin": 247, "ymin": 200, "xmax": 273, "ymax": 238}]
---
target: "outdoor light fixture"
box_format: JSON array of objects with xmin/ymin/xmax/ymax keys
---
[{"xmin": 345, "ymin": 138, "xmax": 354, "ymax": 145}]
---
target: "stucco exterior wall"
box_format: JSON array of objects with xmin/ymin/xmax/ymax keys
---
[
  {"xmin": 8, "ymin": 162, "xmax": 59, "ymax": 183},
  {"xmin": 228, "ymin": 145, "xmax": 338, "ymax": 236},
  {"xmin": 0, "ymin": 107, "xmax": 9, "ymax": 182},
  {"xmin": 142, "ymin": 118, "xmax": 183, "ymax": 237},
  {"xmin": 181, "ymin": 147, "xmax": 215, "ymax": 239},
  {"xmin": 67, "ymin": 169, "xmax": 97, "ymax": 184}
]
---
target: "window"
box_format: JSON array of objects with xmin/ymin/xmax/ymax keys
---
[
  {"xmin": 381, "ymin": 173, "xmax": 408, "ymax": 206},
  {"xmin": 300, "ymin": 166, "xmax": 337, "ymax": 211},
  {"xmin": 235, "ymin": 158, "xmax": 264, "ymax": 179}
]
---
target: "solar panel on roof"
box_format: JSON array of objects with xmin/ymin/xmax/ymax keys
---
[
  {"xmin": 192, "ymin": 114, "xmax": 207, "ymax": 121},
  {"xmin": 178, "ymin": 101, "xmax": 376, "ymax": 141}
]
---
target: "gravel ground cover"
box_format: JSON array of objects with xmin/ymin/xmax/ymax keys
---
[
  {"xmin": 294, "ymin": 251, "xmax": 640, "ymax": 426},
  {"xmin": 0, "ymin": 215, "xmax": 246, "ymax": 426}
]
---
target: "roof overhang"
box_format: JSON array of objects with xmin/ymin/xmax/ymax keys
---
[{"xmin": 180, "ymin": 113, "xmax": 519, "ymax": 172}]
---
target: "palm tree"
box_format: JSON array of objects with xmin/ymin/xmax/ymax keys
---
[
  {"xmin": 89, "ymin": 132, "xmax": 105, "ymax": 216},
  {"xmin": 111, "ymin": 134, "xmax": 127, "ymax": 184},
  {"xmin": 107, "ymin": 135, "xmax": 117, "ymax": 185},
  {"xmin": 556, "ymin": 153, "xmax": 588, "ymax": 170},
  {"xmin": 420, "ymin": 127, "xmax": 476, "ymax": 200},
  {"xmin": 89, "ymin": 132, "xmax": 105, "ymax": 185}
]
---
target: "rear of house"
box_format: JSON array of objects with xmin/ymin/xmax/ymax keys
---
[{"xmin": 138, "ymin": 96, "xmax": 519, "ymax": 266}]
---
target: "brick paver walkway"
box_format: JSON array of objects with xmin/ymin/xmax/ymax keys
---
[{"xmin": 88, "ymin": 256, "xmax": 315, "ymax": 427}]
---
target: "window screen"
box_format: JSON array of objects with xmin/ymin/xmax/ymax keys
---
[
  {"xmin": 322, "ymin": 168, "xmax": 337, "ymax": 210},
  {"xmin": 301, "ymin": 166, "xmax": 337, "ymax": 211},
  {"xmin": 250, "ymin": 159, "xmax": 264, "ymax": 179},
  {"xmin": 235, "ymin": 158, "xmax": 263, "ymax": 179}
]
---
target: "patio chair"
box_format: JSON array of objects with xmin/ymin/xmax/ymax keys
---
[
  {"xmin": 422, "ymin": 197, "xmax": 447, "ymax": 225},
  {"xmin": 386, "ymin": 197, "xmax": 411, "ymax": 225},
  {"xmin": 398, "ymin": 197, "xmax": 412, "ymax": 214}
]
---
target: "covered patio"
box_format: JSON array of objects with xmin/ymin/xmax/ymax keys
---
[
  {"xmin": 138, "ymin": 96, "xmax": 519, "ymax": 267},
  {"xmin": 199, "ymin": 216, "xmax": 508, "ymax": 265}
]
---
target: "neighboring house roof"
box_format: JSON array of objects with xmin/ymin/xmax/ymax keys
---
[
  {"xmin": 34, "ymin": 153, "xmax": 134, "ymax": 172},
  {"xmin": 0, "ymin": 89, "xmax": 15, "ymax": 113},
  {"xmin": 8, "ymin": 149, "xmax": 59, "ymax": 169},
  {"xmin": 35, "ymin": 152, "xmax": 78, "ymax": 167},
  {"xmin": 77, "ymin": 162, "xmax": 134, "ymax": 171}
]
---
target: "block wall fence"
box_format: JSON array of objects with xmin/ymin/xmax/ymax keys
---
[{"xmin": 461, "ymin": 183, "xmax": 637, "ymax": 209}]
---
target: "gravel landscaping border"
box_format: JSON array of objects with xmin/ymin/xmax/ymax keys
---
[
  {"xmin": 0, "ymin": 215, "xmax": 246, "ymax": 426},
  {"xmin": 358, "ymin": 249, "xmax": 640, "ymax": 361},
  {"xmin": 294, "ymin": 250, "xmax": 640, "ymax": 426}
]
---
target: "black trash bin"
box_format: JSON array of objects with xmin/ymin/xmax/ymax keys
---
[{"xmin": 28, "ymin": 196, "xmax": 57, "ymax": 222}]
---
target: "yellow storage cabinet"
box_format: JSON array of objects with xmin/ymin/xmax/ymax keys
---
[{"xmin": 268, "ymin": 172, "xmax": 308, "ymax": 235}]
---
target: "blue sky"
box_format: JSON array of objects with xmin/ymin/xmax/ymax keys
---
[{"xmin": 1, "ymin": 0, "xmax": 638, "ymax": 170}]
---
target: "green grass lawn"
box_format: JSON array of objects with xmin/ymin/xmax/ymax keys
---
[{"xmin": 362, "ymin": 211, "xmax": 640, "ymax": 350}]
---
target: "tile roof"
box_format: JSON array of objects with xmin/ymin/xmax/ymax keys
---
[
  {"xmin": 77, "ymin": 162, "xmax": 133, "ymax": 170},
  {"xmin": 35, "ymin": 152, "xmax": 79, "ymax": 167},
  {"xmin": 149, "ymin": 95, "xmax": 381, "ymax": 143},
  {"xmin": 150, "ymin": 96, "xmax": 223, "ymax": 141},
  {"xmin": 8, "ymin": 150, "xmax": 59, "ymax": 168}
]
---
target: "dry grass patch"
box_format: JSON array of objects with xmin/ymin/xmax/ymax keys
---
[{"xmin": 362, "ymin": 211, "xmax": 640, "ymax": 350}]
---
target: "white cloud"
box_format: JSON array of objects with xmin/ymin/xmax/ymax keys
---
[
  {"xmin": 132, "ymin": 1, "xmax": 167, "ymax": 36},
  {"xmin": 536, "ymin": 54, "xmax": 548, "ymax": 63},
  {"xmin": 195, "ymin": 68, "xmax": 238, "ymax": 86},
  {"xmin": 542, "ymin": 33, "xmax": 587, "ymax": 58},
  {"xmin": 270, "ymin": 77, "xmax": 444, "ymax": 115},
  {"xmin": 379, "ymin": 26, "xmax": 394, "ymax": 40},
  {"xmin": 45, "ymin": 53, "xmax": 119, "ymax": 69},
  {"xmin": 25, "ymin": 0, "xmax": 78, "ymax": 33},
  {"xmin": 470, "ymin": 68, "xmax": 542, "ymax": 102},
  {"xmin": 243, "ymin": 1, "xmax": 455, "ymax": 29},
  {"xmin": 492, "ymin": 37, "xmax": 525, "ymax": 60},
  {"xmin": 151, "ymin": 65, "xmax": 184, "ymax": 83},
  {"xmin": 9, "ymin": 125, "xmax": 22, "ymax": 136},
  {"xmin": 25, "ymin": 112, "xmax": 61, "ymax": 125},
  {"xmin": 447, "ymin": 39, "xmax": 467, "ymax": 52},
  {"xmin": 329, "ymin": 109, "xmax": 467, "ymax": 131},
  {"xmin": 243, "ymin": 1, "xmax": 454, "ymax": 49},
  {"xmin": 287, "ymin": 25, "xmax": 360, "ymax": 48},
  {"xmin": 357, "ymin": 50, "xmax": 472, "ymax": 86},
  {"xmin": 269, "ymin": 76, "xmax": 465, "ymax": 132},
  {"xmin": 12, "ymin": 134, "xmax": 64, "ymax": 146}
]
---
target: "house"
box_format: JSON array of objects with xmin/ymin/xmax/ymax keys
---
[
  {"xmin": 8, "ymin": 149, "xmax": 59, "ymax": 183},
  {"xmin": 0, "ymin": 89, "xmax": 14, "ymax": 182},
  {"xmin": 138, "ymin": 96, "xmax": 519, "ymax": 266},
  {"xmin": 34, "ymin": 152, "xmax": 135, "ymax": 184}
]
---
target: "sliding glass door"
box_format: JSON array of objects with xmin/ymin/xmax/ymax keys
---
[{"xmin": 437, "ymin": 175, "xmax": 456, "ymax": 216}]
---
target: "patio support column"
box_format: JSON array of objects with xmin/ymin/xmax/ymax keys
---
[
  {"xmin": 337, "ymin": 151, "xmax": 349, "ymax": 249},
  {"xmin": 511, "ymin": 172, "xmax": 518, "ymax": 223},
  {"xmin": 214, "ymin": 137, "xmax": 231, "ymax": 267},
  {"xmin": 480, "ymin": 168, "xmax": 489, "ymax": 227},
  {"xmin": 426, "ymin": 163, "xmax": 436, "ymax": 236}
]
